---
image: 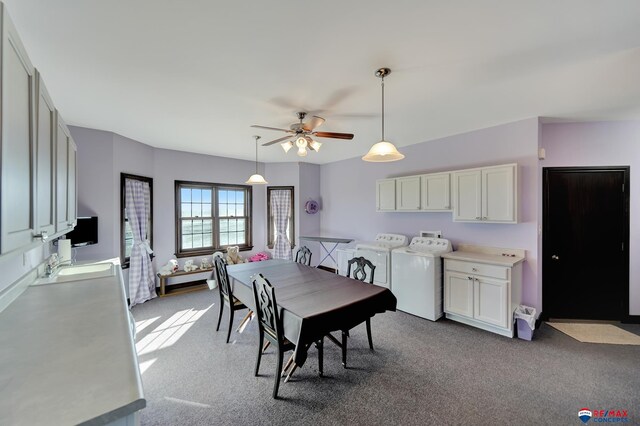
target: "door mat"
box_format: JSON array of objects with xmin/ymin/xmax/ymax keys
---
[{"xmin": 547, "ymin": 322, "xmax": 640, "ymax": 345}]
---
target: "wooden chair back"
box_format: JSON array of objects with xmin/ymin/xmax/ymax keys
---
[
  {"xmin": 214, "ymin": 255, "xmax": 232, "ymax": 301},
  {"xmin": 295, "ymin": 246, "xmax": 312, "ymax": 266},
  {"xmin": 346, "ymin": 256, "xmax": 376, "ymax": 284},
  {"xmin": 252, "ymin": 273, "xmax": 284, "ymax": 343}
]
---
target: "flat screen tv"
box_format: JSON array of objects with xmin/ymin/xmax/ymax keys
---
[{"xmin": 65, "ymin": 216, "xmax": 98, "ymax": 247}]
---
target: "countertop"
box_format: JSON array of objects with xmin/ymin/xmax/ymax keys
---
[
  {"xmin": 442, "ymin": 250, "xmax": 525, "ymax": 267},
  {"xmin": 0, "ymin": 266, "xmax": 145, "ymax": 425}
]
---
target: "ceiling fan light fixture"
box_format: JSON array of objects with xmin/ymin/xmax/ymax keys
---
[
  {"xmin": 309, "ymin": 140, "xmax": 322, "ymax": 152},
  {"xmin": 281, "ymin": 141, "xmax": 293, "ymax": 153},
  {"xmin": 363, "ymin": 67, "xmax": 404, "ymax": 163},
  {"xmin": 297, "ymin": 146, "xmax": 308, "ymax": 157},
  {"xmin": 296, "ymin": 136, "xmax": 307, "ymax": 148},
  {"xmin": 246, "ymin": 135, "xmax": 268, "ymax": 185}
]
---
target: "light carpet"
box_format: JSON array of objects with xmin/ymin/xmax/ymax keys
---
[{"xmin": 546, "ymin": 322, "xmax": 640, "ymax": 345}]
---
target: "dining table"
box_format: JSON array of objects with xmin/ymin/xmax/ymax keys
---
[{"xmin": 226, "ymin": 259, "xmax": 397, "ymax": 368}]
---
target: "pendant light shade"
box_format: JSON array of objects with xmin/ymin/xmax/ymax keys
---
[
  {"xmin": 362, "ymin": 140, "xmax": 405, "ymax": 162},
  {"xmin": 362, "ymin": 68, "xmax": 404, "ymax": 162},
  {"xmin": 246, "ymin": 135, "xmax": 268, "ymax": 184}
]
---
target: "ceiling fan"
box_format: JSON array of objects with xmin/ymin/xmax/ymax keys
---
[{"xmin": 251, "ymin": 112, "xmax": 354, "ymax": 157}]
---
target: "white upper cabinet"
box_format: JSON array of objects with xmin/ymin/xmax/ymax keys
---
[
  {"xmin": 56, "ymin": 114, "xmax": 71, "ymax": 233},
  {"xmin": 396, "ymin": 176, "xmax": 421, "ymax": 210},
  {"xmin": 35, "ymin": 71, "xmax": 56, "ymax": 238},
  {"xmin": 453, "ymin": 164, "xmax": 517, "ymax": 223},
  {"xmin": 482, "ymin": 165, "xmax": 516, "ymax": 222},
  {"xmin": 421, "ymin": 172, "xmax": 451, "ymax": 211},
  {"xmin": 452, "ymin": 169, "xmax": 482, "ymax": 221},
  {"xmin": 1, "ymin": 7, "xmax": 36, "ymax": 254},
  {"xmin": 67, "ymin": 137, "xmax": 77, "ymax": 228},
  {"xmin": 376, "ymin": 179, "xmax": 396, "ymax": 211}
]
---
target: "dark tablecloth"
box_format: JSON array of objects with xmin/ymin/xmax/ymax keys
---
[{"xmin": 226, "ymin": 260, "xmax": 397, "ymax": 367}]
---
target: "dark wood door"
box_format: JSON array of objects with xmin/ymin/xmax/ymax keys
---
[{"xmin": 543, "ymin": 167, "xmax": 629, "ymax": 320}]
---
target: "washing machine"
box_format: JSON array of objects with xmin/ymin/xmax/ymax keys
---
[
  {"xmin": 339, "ymin": 233, "xmax": 408, "ymax": 289},
  {"xmin": 391, "ymin": 237, "xmax": 452, "ymax": 321}
]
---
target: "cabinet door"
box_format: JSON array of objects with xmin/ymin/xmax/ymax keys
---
[
  {"xmin": 55, "ymin": 114, "xmax": 70, "ymax": 233},
  {"xmin": 482, "ymin": 165, "xmax": 516, "ymax": 222},
  {"xmin": 421, "ymin": 172, "xmax": 451, "ymax": 210},
  {"xmin": 1, "ymin": 11, "xmax": 36, "ymax": 253},
  {"xmin": 452, "ymin": 169, "xmax": 481, "ymax": 221},
  {"xmin": 376, "ymin": 179, "xmax": 396, "ymax": 211},
  {"xmin": 474, "ymin": 276, "xmax": 509, "ymax": 328},
  {"xmin": 35, "ymin": 71, "xmax": 56, "ymax": 237},
  {"xmin": 396, "ymin": 176, "xmax": 420, "ymax": 210},
  {"xmin": 67, "ymin": 137, "xmax": 77, "ymax": 227},
  {"xmin": 444, "ymin": 271, "xmax": 474, "ymax": 318}
]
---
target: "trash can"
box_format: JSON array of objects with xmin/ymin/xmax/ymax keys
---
[{"xmin": 514, "ymin": 305, "xmax": 537, "ymax": 341}]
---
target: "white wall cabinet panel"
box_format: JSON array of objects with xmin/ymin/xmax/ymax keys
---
[
  {"xmin": 1, "ymin": 9, "xmax": 36, "ymax": 254},
  {"xmin": 35, "ymin": 71, "xmax": 56, "ymax": 238},
  {"xmin": 396, "ymin": 176, "xmax": 420, "ymax": 210},
  {"xmin": 421, "ymin": 172, "xmax": 450, "ymax": 211},
  {"xmin": 453, "ymin": 164, "xmax": 517, "ymax": 223},
  {"xmin": 376, "ymin": 179, "xmax": 396, "ymax": 211},
  {"xmin": 482, "ymin": 165, "xmax": 516, "ymax": 222},
  {"xmin": 56, "ymin": 114, "xmax": 71, "ymax": 233},
  {"xmin": 453, "ymin": 170, "xmax": 482, "ymax": 221},
  {"xmin": 67, "ymin": 137, "xmax": 77, "ymax": 228}
]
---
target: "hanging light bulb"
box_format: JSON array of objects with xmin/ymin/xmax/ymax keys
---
[
  {"xmin": 281, "ymin": 141, "xmax": 293, "ymax": 153},
  {"xmin": 363, "ymin": 68, "xmax": 405, "ymax": 162},
  {"xmin": 296, "ymin": 136, "xmax": 307, "ymax": 148},
  {"xmin": 297, "ymin": 146, "xmax": 308, "ymax": 157},
  {"xmin": 246, "ymin": 135, "xmax": 268, "ymax": 184}
]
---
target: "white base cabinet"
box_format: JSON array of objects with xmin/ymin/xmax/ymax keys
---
[{"xmin": 443, "ymin": 250, "xmax": 524, "ymax": 338}]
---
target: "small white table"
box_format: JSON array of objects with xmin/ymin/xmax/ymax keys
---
[{"xmin": 299, "ymin": 236, "xmax": 354, "ymax": 270}]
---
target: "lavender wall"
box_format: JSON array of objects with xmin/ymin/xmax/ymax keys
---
[
  {"xmin": 70, "ymin": 126, "xmax": 267, "ymax": 284},
  {"xmin": 152, "ymin": 148, "xmax": 266, "ymax": 268},
  {"xmin": 320, "ymin": 118, "xmax": 541, "ymax": 309},
  {"xmin": 540, "ymin": 121, "xmax": 640, "ymax": 315}
]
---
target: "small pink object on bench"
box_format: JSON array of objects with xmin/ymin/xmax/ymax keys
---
[{"xmin": 249, "ymin": 252, "xmax": 271, "ymax": 262}]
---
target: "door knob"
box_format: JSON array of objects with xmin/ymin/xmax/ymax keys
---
[{"xmin": 551, "ymin": 255, "xmax": 559, "ymax": 260}]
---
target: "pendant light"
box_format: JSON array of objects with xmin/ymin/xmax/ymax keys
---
[
  {"xmin": 246, "ymin": 135, "xmax": 268, "ymax": 184},
  {"xmin": 362, "ymin": 68, "xmax": 405, "ymax": 162}
]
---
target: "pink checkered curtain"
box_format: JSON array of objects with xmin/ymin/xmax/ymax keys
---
[
  {"xmin": 126, "ymin": 179, "xmax": 156, "ymax": 306},
  {"xmin": 271, "ymin": 189, "xmax": 292, "ymax": 260}
]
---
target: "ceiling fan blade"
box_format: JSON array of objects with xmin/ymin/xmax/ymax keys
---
[
  {"xmin": 262, "ymin": 135, "xmax": 294, "ymax": 146},
  {"xmin": 303, "ymin": 116, "xmax": 325, "ymax": 131},
  {"xmin": 250, "ymin": 125, "xmax": 293, "ymax": 133},
  {"xmin": 313, "ymin": 131, "xmax": 354, "ymax": 140}
]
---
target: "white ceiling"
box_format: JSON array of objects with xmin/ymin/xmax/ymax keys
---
[{"xmin": 5, "ymin": 0, "xmax": 640, "ymax": 164}]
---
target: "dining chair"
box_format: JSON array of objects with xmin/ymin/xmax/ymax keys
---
[
  {"xmin": 252, "ymin": 273, "xmax": 324, "ymax": 399},
  {"xmin": 214, "ymin": 255, "xmax": 252, "ymax": 343},
  {"xmin": 294, "ymin": 246, "xmax": 312, "ymax": 266},
  {"xmin": 341, "ymin": 256, "xmax": 376, "ymax": 367}
]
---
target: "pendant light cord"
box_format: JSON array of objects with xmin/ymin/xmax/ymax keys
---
[
  {"xmin": 381, "ymin": 76, "xmax": 385, "ymax": 141},
  {"xmin": 254, "ymin": 136, "xmax": 260, "ymax": 174}
]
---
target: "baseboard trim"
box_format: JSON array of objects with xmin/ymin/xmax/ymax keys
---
[{"xmin": 622, "ymin": 315, "xmax": 640, "ymax": 324}]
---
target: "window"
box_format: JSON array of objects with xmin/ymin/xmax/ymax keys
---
[
  {"xmin": 175, "ymin": 181, "xmax": 252, "ymax": 257},
  {"xmin": 121, "ymin": 173, "xmax": 153, "ymax": 268},
  {"xmin": 267, "ymin": 186, "xmax": 295, "ymax": 249}
]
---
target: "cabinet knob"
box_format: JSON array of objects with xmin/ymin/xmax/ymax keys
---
[
  {"xmin": 467, "ymin": 276, "xmax": 473, "ymax": 280},
  {"xmin": 472, "ymin": 267, "xmax": 478, "ymax": 272},
  {"xmin": 475, "ymin": 217, "xmax": 481, "ymax": 220}
]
